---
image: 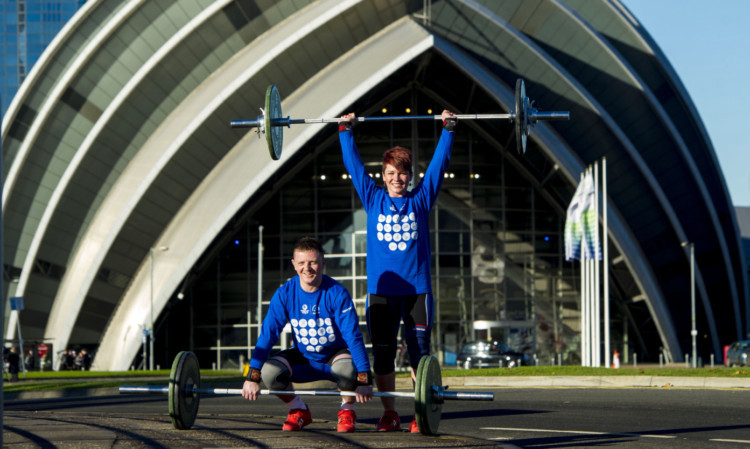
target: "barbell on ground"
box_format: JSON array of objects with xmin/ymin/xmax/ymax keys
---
[
  {"xmin": 230, "ymin": 79, "xmax": 569, "ymax": 160},
  {"xmin": 119, "ymin": 351, "xmax": 494, "ymax": 435}
]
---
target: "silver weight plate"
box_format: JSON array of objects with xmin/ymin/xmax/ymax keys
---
[
  {"xmin": 515, "ymin": 79, "xmax": 527, "ymax": 154},
  {"xmin": 414, "ymin": 355, "xmax": 442, "ymax": 435},
  {"xmin": 169, "ymin": 351, "xmax": 201, "ymax": 430},
  {"xmin": 265, "ymin": 85, "xmax": 283, "ymax": 160}
]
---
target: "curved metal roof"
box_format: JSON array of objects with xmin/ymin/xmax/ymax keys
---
[{"xmin": 2, "ymin": 0, "xmax": 746, "ymax": 370}]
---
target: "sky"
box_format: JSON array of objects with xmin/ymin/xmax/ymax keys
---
[{"xmin": 621, "ymin": 0, "xmax": 750, "ymax": 207}]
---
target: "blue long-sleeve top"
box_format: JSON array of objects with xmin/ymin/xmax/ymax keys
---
[
  {"xmin": 249, "ymin": 275, "xmax": 370, "ymax": 373},
  {"xmin": 339, "ymin": 128, "xmax": 454, "ymax": 295}
]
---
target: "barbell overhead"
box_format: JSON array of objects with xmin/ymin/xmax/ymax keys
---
[
  {"xmin": 230, "ymin": 79, "xmax": 569, "ymax": 160},
  {"xmin": 120, "ymin": 351, "xmax": 494, "ymax": 435}
]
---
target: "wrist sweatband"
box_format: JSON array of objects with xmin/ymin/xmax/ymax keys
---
[
  {"xmin": 443, "ymin": 117, "xmax": 457, "ymax": 131},
  {"xmin": 247, "ymin": 367, "xmax": 261, "ymax": 383},
  {"xmin": 356, "ymin": 371, "xmax": 373, "ymax": 386}
]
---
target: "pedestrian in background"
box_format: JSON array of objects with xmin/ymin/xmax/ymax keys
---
[{"xmin": 7, "ymin": 346, "xmax": 21, "ymax": 381}]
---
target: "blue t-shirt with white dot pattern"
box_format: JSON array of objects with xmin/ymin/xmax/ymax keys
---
[
  {"xmin": 340, "ymin": 128, "xmax": 454, "ymax": 295},
  {"xmin": 250, "ymin": 275, "xmax": 370, "ymax": 373}
]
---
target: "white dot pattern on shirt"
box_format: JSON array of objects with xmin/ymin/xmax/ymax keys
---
[
  {"xmin": 377, "ymin": 213, "xmax": 418, "ymax": 251},
  {"xmin": 293, "ymin": 316, "xmax": 337, "ymax": 353}
]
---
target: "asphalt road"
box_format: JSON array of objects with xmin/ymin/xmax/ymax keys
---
[
  {"xmin": 465, "ymin": 387, "xmax": 750, "ymax": 448},
  {"xmin": 4, "ymin": 386, "xmax": 750, "ymax": 448}
]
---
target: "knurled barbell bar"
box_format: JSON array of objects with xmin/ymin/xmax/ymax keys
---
[
  {"xmin": 230, "ymin": 79, "xmax": 569, "ymax": 160},
  {"xmin": 119, "ymin": 351, "xmax": 494, "ymax": 435}
]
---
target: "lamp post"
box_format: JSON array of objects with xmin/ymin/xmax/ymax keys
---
[
  {"xmin": 150, "ymin": 246, "xmax": 169, "ymax": 371},
  {"xmin": 681, "ymin": 241, "xmax": 696, "ymax": 368}
]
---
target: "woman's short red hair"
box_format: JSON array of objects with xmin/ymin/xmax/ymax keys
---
[{"xmin": 382, "ymin": 146, "xmax": 412, "ymax": 174}]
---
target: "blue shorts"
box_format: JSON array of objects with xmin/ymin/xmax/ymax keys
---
[{"xmin": 273, "ymin": 346, "xmax": 350, "ymax": 384}]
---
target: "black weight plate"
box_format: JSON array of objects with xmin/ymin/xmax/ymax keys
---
[
  {"xmin": 265, "ymin": 85, "xmax": 283, "ymax": 160},
  {"xmin": 169, "ymin": 351, "xmax": 200, "ymax": 430},
  {"xmin": 414, "ymin": 355, "xmax": 442, "ymax": 435},
  {"xmin": 515, "ymin": 79, "xmax": 526, "ymax": 154}
]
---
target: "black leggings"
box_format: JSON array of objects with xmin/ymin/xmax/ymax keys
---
[{"xmin": 366, "ymin": 293, "xmax": 433, "ymax": 374}]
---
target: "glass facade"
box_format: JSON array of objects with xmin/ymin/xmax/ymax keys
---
[
  {"xmin": 0, "ymin": 0, "xmax": 86, "ymax": 113},
  {"xmin": 156, "ymin": 86, "xmax": 595, "ymax": 370}
]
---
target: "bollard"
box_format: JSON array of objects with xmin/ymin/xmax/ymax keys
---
[
  {"xmin": 633, "ymin": 353, "xmax": 638, "ymax": 368},
  {"xmin": 659, "ymin": 353, "xmax": 663, "ymax": 367},
  {"xmin": 685, "ymin": 354, "xmax": 690, "ymax": 368},
  {"xmin": 710, "ymin": 354, "xmax": 714, "ymax": 368}
]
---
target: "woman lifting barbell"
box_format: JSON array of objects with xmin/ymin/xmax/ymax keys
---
[{"xmin": 338, "ymin": 109, "xmax": 457, "ymax": 433}]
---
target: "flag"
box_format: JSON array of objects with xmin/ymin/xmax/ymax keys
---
[
  {"xmin": 564, "ymin": 174, "xmax": 586, "ymax": 261},
  {"xmin": 581, "ymin": 171, "xmax": 602, "ymax": 260},
  {"xmin": 565, "ymin": 171, "xmax": 601, "ymax": 261}
]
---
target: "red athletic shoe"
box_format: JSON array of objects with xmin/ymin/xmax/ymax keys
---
[
  {"xmin": 337, "ymin": 409, "xmax": 357, "ymax": 432},
  {"xmin": 282, "ymin": 407, "xmax": 312, "ymax": 431},
  {"xmin": 409, "ymin": 419, "xmax": 420, "ymax": 433},
  {"xmin": 376, "ymin": 410, "xmax": 401, "ymax": 431}
]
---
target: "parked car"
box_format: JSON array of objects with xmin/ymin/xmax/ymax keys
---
[
  {"xmin": 726, "ymin": 340, "xmax": 750, "ymax": 367},
  {"xmin": 456, "ymin": 340, "xmax": 527, "ymax": 369}
]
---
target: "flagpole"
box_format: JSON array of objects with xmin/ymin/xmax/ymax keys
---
[
  {"xmin": 590, "ymin": 253, "xmax": 595, "ymax": 366},
  {"xmin": 589, "ymin": 167, "xmax": 595, "ymax": 367},
  {"xmin": 581, "ymin": 169, "xmax": 591, "ymax": 366},
  {"xmin": 603, "ymin": 157, "xmax": 610, "ymax": 368},
  {"xmin": 594, "ymin": 162, "xmax": 600, "ymax": 367},
  {"xmin": 582, "ymin": 232, "xmax": 588, "ymax": 366},
  {"xmin": 566, "ymin": 171, "xmax": 589, "ymax": 367},
  {"xmin": 585, "ymin": 167, "xmax": 592, "ymax": 367},
  {"xmin": 587, "ymin": 167, "xmax": 593, "ymax": 367},
  {"xmin": 589, "ymin": 167, "xmax": 594, "ymax": 367}
]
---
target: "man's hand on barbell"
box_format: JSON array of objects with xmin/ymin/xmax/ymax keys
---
[
  {"xmin": 354, "ymin": 385, "xmax": 373, "ymax": 403},
  {"xmin": 242, "ymin": 380, "xmax": 260, "ymax": 400}
]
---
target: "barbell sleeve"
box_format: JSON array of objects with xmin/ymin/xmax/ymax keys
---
[
  {"xmin": 230, "ymin": 119, "xmax": 262, "ymax": 128},
  {"xmin": 440, "ymin": 390, "xmax": 495, "ymax": 401},
  {"xmin": 529, "ymin": 110, "xmax": 570, "ymax": 122},
  {"xmin": 119, "ymin": 385, "xmax": 170, "ymax": 395}
]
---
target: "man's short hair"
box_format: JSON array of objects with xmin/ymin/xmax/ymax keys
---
[{"xmin": 293, "ymin": 236, "xmax": 324, "ymax": 256}]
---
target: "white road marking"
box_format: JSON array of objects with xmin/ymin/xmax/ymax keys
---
[
  {"xmin": 482, "ymin": 427, "xmax": 677, "ymax": 439},
  {"xmin": 710, "ymin": 439, "xmax": 750, "ymax": 444}
]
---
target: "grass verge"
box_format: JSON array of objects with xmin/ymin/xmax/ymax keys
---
[
  {"xmin": 2, "ymin": 369, "xmax": 241, "ymax": 393},
  {"xmin": 4, "ymin": 365, "xmax": 748, "ymax": 394},
  {"xmin": 437, "ymin": 365, "xmax": 750, "ymax": 378}
]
